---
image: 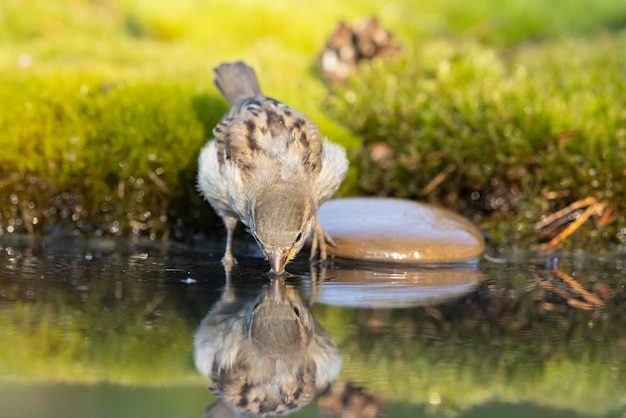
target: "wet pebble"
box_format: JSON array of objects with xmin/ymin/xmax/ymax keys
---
[{"xmin": 317, "ymin": 197, "xmax": 484, "ymax": 263}]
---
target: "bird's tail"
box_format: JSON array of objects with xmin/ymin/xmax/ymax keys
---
[{"xmin": 213, "ymin": 61, "xmax": 262, "ymax": 106}]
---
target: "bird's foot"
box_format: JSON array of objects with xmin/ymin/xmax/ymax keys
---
[
  {"xmin": 221, "ymin": 251, "xmax": 237, "ymax": 274},
  {"xmin": 307, "ymin": 261, "xmax": 328, "ymax": 306},
  {"xmin": 310, "ymin": 222, "xmax": 335, "ymax": 262}
]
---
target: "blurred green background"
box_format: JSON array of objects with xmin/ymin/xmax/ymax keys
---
[{"xmin": 1, "ymin": 0, "xmax": 626, "ymax": 248}]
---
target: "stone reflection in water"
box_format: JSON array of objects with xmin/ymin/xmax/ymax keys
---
[
  {"xmin": 194, "ymin": 276, "xmax": 341, "ymax": 417},
  {"xmin": 306, "ymin": 261, "xmax": 483, "ymax": 308}
]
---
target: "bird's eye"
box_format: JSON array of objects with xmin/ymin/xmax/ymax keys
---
[
  {"xmin": 295, "ymin": 230, "xmax": 303, "ymax": 242},
  {"xmin": 293, "ymin": 307, "xmax": 301, "ymax": 317}
]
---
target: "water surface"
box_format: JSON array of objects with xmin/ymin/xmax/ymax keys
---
[{"xmin": 1, "ymin": 236, "xmax": 625, "ymax": 418}]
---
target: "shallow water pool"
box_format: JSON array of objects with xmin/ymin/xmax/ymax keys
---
[{"xmin": 1, "ymin": 235, "xmax": 625, "ymax": 418}]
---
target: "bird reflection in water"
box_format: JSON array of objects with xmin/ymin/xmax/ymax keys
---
[{"xmin": 194, "ymin": 275, "xmax": 342, "ymax": 417}]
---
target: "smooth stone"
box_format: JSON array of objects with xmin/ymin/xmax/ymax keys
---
[{"xmin": 317, "ymin": 197, "xmax": 484, "ymax": 263}]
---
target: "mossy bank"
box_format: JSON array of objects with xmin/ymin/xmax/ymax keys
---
[{"xmin": 1, "ymin": 0, "xmax": 626, "ymax": 249}]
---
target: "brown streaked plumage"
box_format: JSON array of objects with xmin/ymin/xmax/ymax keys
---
[{"xmin": 197, "ymin": 61, "xmax": 348, "ymax": 273}]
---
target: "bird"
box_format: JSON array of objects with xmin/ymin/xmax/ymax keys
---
[
  {"xmin": 194, "ymin": 277, "xmax": 342, "ymax": 417},
  {"xmin": 197, "ymin": 61, "xmax": 348, "ymax": 274}
]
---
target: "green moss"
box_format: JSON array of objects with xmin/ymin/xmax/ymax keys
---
[
  {"xmin": 0, "ymin": 73, "xmax": 228, "ymax": 237},
  {"xmin": 325, "ymin": 35, "xmax": 626, "ymax": 247},
  {"xmin": 1, "ymin": 0, "xmax": 626, "ymax": 244}
]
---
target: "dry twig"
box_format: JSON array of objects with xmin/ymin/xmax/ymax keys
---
[
  {"xmin": 542, "ymin": 200, "xmax": 607, "ymax": 250},
  {"xmin": 551, "ymin": 269, "xmax": 605, "ymax": 307},
  {"xmin": 419, "ymin": 164, "xmax": 455, "ymax": 196},
  {"xmin": 534, "ymin": 196, "xmax": 598, "ymax": 231}
]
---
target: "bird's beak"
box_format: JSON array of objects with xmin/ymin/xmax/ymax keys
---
[
  {"xmin": 269, "ymin": 277, "xmax": 286, "ymax": 301},
  {"xmin": 269, "ymin": 249, "xmax": 288, "ymax": 275}
]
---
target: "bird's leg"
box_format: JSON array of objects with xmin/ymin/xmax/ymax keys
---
[
  {"xmin": 307, "ymin": 261, "xmax": 327, "ymax": 306},
  {"xmin": 222, "ymin": 216, "xmax": 238, "ymax": 272},
  {"xmin": 310, "ymin": 221, "xmax": 335, "ymax": 261}
]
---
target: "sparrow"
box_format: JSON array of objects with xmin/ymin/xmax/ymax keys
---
[
  {"xmin": 194, "ymin": 277, "xmax": 342, "ymax": 417},
  {"xmin": 197, "ymin": 61, "xmax": 348, "ymax": 274}
]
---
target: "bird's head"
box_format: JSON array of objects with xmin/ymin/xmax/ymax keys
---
[
  {"xmin": 245, "ymin": 277, "xmax": 314, "ymax": 355},
  {"xmin": 251, "ymin": 183, "xmax": 315, "ymax": 274}
]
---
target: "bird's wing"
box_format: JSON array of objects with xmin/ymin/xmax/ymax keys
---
[
  {"xmin": 311, "ymin": 140, "xmax": 348, "ymax": 204},
  {"xmin": 213, "ymin": 96, "xmax": 323, "ymax": 180}
]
